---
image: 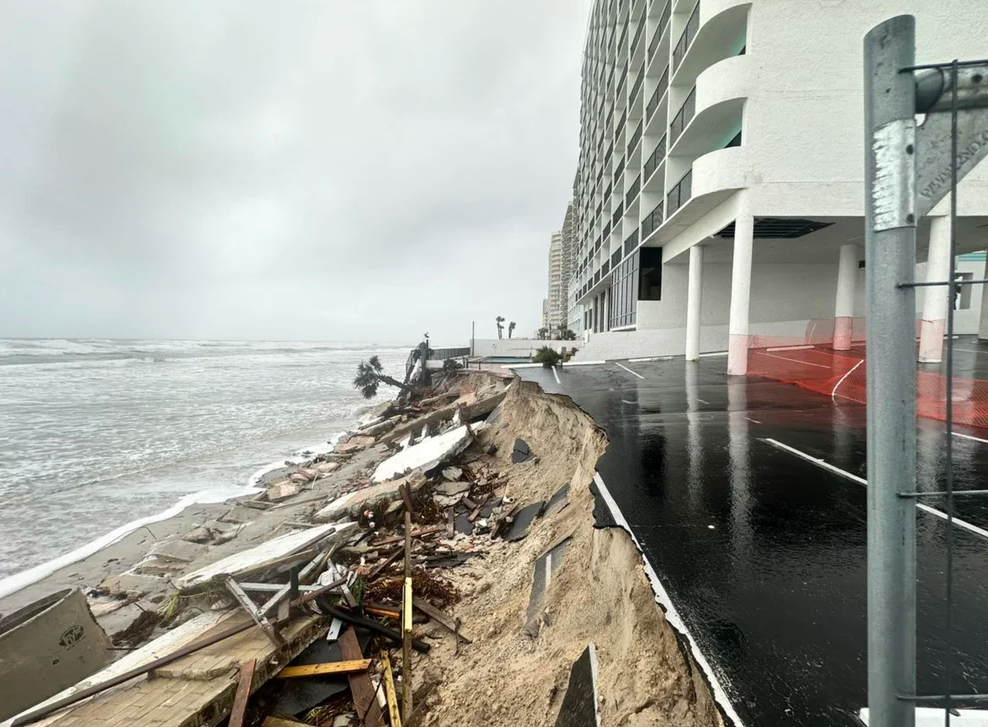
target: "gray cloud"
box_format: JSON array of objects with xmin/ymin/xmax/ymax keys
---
[{"xmin": 0, "ymin": 0, "xmax": 589, "ymax": 342}]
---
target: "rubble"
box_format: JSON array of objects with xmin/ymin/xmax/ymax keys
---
[
  {"xmin": 371, "ymin": 423, "xmax": 485, "ymax": 483},
  {"xmin": 313, "ymin": 473, "xmax": 428, "ymax": 523}
]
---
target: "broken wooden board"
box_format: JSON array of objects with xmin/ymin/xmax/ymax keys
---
[
  {"xmin": 275, "ymin": 659, "xmax": 371, "ymax": 678},
  {"xmin": 340, "ymin": 627, "xmax": 384, "ymax": 727},
  {"xmin": 33, "ymin": 615, "xmax": 326, "ymax": 727},
  {"xmin": 379, "ymin": 392, "xmax": 505, "ymax": 446},
  {"xmin": 174, "ymin": 522, "xmax": 355, "ymax": 591},
  {"xmin": 553, "ymin": 643, "xmax": 601, "ymax": 727}
]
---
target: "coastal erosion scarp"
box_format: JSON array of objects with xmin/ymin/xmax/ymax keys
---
[{"xmin": 2, "ymin": 371, "xmax": 726, "ymax": 726}]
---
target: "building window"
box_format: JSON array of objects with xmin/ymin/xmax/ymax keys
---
[
  {"xmin": 639, "ymin": 247, "xmax": 662, "ymax": 301},
  {"xmin": 725, "ymin": 129, "xmax": 742, "ymax": 148},
  {"xmin": 609, "ymin": 250, "xmax": 640, "ymax": 329}
]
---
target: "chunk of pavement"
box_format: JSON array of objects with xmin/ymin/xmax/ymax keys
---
[
  {"xmin": 270, "ymin": 629, "xmax": 372, "ymax": 717},
  {"xmin": 314, "ymin": 472, "xmax": 428, "ymax": 522},
  {"xmin": 371, "ymin": 423, "xmax": 486, "ymax": 483},
  {"xmin": 525, "ymin": 537, "xmax": 571, "ymax": 636},
  {"xmin": 453, "ymin": 497, "xmax": 502, "ymax": 536},
  {"xmin": 542, "ymin": 484, "xmax": 570, "ymax": 518},
  {"xmin": 218, "ymin": 504, "xmax": 257, "ymax": 524},
  {"xmin": 441, "ymin": 466, "xmax": 463, "ymax": 482},
  {"xmin": 511, "ymin": 438, "xmax": 532, "ymax": 464},
  {"xmin": 485, "ymin": 406, "xmax": 503, "ymax": 426},
  {"xmin": 267, "ymin": 482, "xmax": 301, "ymax": 502},
  {"xmin": 183, "ymin": 526, "xmax": 213, "ymax": 544},
  {"xmin": 317, "ymin": 461, "xmax": 341, "ymax": 474},
  {"xmin": 502, "ymin": 501, "xmax": 544, "ymax": 542},
  {"xmin": 360, "ymin": 417, "xmax": 397, "ymax": 437},
  {"xmin": 149, "ymin": 539, "xmax": 204, "ymax": 563},
  {"xmin": 553, "ymin": 643, "xmax": 600, "ymax": 727},
  {"xmin": 436, "ymin": 480, "xmax": 471, "ymax": 497}
]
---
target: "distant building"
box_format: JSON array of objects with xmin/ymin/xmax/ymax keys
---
[
  {"xmin": 570, "ymin": 0, "xmax": 988, "ymax": 369},
  {"xmin": 545, "ymin": 201, "xmax": 578, "ymax": 336},
  {"xmin": 541, "ymin": 298, "xmax": 550, "ymax": 332}
]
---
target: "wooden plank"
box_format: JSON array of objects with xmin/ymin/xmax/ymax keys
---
[
  {"xmin": 365, "ymin": 604, "xmax": 400, "ymax": 620},
  {"xmin": 381, "ymin": 651, "xmax": 402, "ymax": 727},
  {"xmin": 371, "ymin": 526, "xmax": 443, "ymax": 547},
  {"xmin": 412, "ymin": 597, "xmax": 473, "ymax": 644},
  {"xmin": 399, "ymin": 483, "xmax": 415, "ymax": 515},
  {"xmin": 274, "ymin": 659, "xmax": 371, "ymax": 678},
  {"xmin": 228, "ymin": 658, "xmax": 256, "ymax": 727},
  {"xmin": 402, "ymin": 511, "xmax": 413, "ymax": 721},
  {"xmin": 368, "ymin": 546, "xmax": 404, "ymax": 580},
  {"xmin": 224, "ymin": 576, "xmax": 284, "ymax": 647},
  {"xmin": 339, "ymin": 628, "xmax": 384, "ymax": 727}
]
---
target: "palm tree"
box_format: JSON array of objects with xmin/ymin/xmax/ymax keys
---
[
  {"xmin": 537, "ymin": 327, "xmax": 549, "ymax": 340},
  {"xmin": 508, "ymin": 321, "xmax": 516, "ymax": 339},
  {"xmin": 354, "ymin": 355, "xmax": 415, "ymax": 399},
  {"xmin": 496, "ymin": 316, "xmax": 505, "ymax": 339}
]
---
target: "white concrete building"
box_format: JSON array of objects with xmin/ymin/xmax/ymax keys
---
[
  {"xmin": 547, "ymin": 231, "xmax": 566, "ymax": 331},
  {"xmin": 570, "ymin": 0, "xmax": 988, "ymax": 371}
]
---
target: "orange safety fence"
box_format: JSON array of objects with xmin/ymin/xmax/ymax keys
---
[{"xmin": 746, "ymin": 318, "xmax": 988, "ymax": 430}]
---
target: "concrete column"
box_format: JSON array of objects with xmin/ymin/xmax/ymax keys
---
[
  {"xmin": 685, "ymin": 245, "xmax": 704, "ymax": 361},
  {"xmin": 918, "ymin": 216, "xmax": 951, "ymax": 363},
  {"xmin": 979, "ymin": 257, "xmax": 988, "ymax": 341},
  {"xmin": 833, "ymin": 244, "xmax": 859, "ymax": 350},
  {"xmin": 727, "ymin": 197, "xmax": 754, "ymax": 375}
]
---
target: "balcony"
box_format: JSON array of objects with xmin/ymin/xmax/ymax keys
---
[
  {"xmin": 668, "ymin": 54, "xmax": 748, "ymax": 156},
  {"xmin": 612, "ymin": 248, "xmax": 623, "ymax": 268},
  {"xmin": 669, "ymin": 86, "xmax": 696, "ymax": 146},
  {"xmin": 643, "ymin": 134, "xmax": 666, "ymax": 182},
  {"xmin": 617, "ymin": 17, "xmax": 629, "ymax": 53},
  {"xmin": 616, "ymin": 62, "xmax": 629, "ymax": 100},
  {"xmin": 626, "ymin": 174, "xmax": 642, "ymax": 206},
  {"xmin": 641, "ymin": 201, "xmax": 664, "ymax": 240},
  {"xmin": 603, "ymin": 221, "xmax": 612, "ymax": 238},
  {"xmin": 674, "ymin": 1, "xmax": 750, "ymax": 86},
  {"xmin": 614, "ymin": 156, "xmax": 625, "ymax": 179},
  {"xmin": 627, "ymin": 120, "xmax": 643, "ymax": 157},
  {"xmin": 673, "ymin": 2, "xmax": 700, "ymax": 72},
  {"xmin": 624, "ymin": 228, "xmax": 640, "ymax": 255},
  {"xmin": 666, "ymin": 168, "xmax": 693, "ymax": 216},
  {"xmin": 629, "ymin": 65, "xmax": 646, "ymax": 106},
  {"xmin": 649, "ymin": 1, "xmax": 672, "ymax": 60},
  {"xmin": 631, "ymin": 17, "xmax": 647, "ymax": 59},
  {"xmin": 646, "ymin": 66, "xmax": 670, "ymax": 121},
  {"xmin": 615, "ymin": 108, "xmax": 627, "ymax": 139},
  {"xmin": 612, "ymin": 202, "xmax": 624, "ymax": 226}
]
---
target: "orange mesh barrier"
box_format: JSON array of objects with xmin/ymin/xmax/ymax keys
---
[{"xmin": 746, "ymin": 318, "xmax": 988, "ymax": 430}]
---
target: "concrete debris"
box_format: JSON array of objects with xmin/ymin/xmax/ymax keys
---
[
  {"xmin": 436, "ymin": 480, "xmax": 472, "ymax": 497},
  {"xmin": 314, "ymin": 472, "xmax": 429, "ymax": 522},
  {"xmin": 526, "ymin": 537, "xmax": 571, "ymax": 637},
  {"xmin": 372, "ymin": 423, "xmax": 486, "ymax": 483},
  {"xmin": 148, "ymin": 539, "xmax": 204, "ymax": 564},
  {"xmin": 543, "ymin": 484, "xmax": 570, "ymax": 518},
  {"xmin": 266, "ymin": 482, "xmax": 301, "ymax": 502},
  {"xmin": 553, "ymin": 644, "xmax": 601, "ymax": 727},
  {"xmin": 317, "ymin": 461, "xmax": 341, "ymax": 474},
  {"xmin": 442, "ymin": 466, "xmax": 463, "ymax": 481}
]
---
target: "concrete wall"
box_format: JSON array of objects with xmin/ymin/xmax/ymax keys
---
[
  {"xmin": 638, "ymin": 261, "xmax": 840, "ymax": 329},
  {"xmin": 472, "ymin": 339, "xmax": 578, "ymax": 358}
]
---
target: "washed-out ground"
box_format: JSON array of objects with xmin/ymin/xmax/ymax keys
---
[{"xmin": 2, "ymin": 370, "xmax": 725, "ymax": 726}]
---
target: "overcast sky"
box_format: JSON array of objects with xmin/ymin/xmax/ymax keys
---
[{"xmin": 0, "ymin": 1, "xmax": 590, "ymax": 344}]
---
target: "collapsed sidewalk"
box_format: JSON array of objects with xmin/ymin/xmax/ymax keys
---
[{"xmin": 4, "ymin": 371, "xmax": 725, "ymax": 727}]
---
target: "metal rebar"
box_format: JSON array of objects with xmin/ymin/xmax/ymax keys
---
[{"xmin": 898, "ymin": 489, "xmax": 988, "ymax": 498}]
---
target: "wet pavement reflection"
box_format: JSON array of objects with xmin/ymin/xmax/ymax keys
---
[{"xmin": 519, "ymin": 357, "xmax": 988, "ymax": 727}]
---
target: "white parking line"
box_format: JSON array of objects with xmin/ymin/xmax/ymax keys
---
[
  {"xmin": 629, "ymin": 356, "xmax": 674, "ymax": 363},
  {"xmin": 552, "ymin": 366, "xmax": 562, "ymax": 385},
  {"xmin": 953, "ymin": 431, "xmax": 988, "ymax": 445},
  {"xmin": 613, "ymin": 362, "xmax": 644, "ymax": 379},
  {"xmin": 953, "ymin": 348, "xmax": 988, "ymax": 355},
  {"xmin": 592, "ymin": 473, "xmax": 746, "ymax": 727},
  {"xmin": 831, "ymin": 359, "xmax": 864, "ymax": 402},
  {"xmin": 750, "ymin": 350, "xmax": 831, "ymax": 369},
  {"xmin": 699, "ymin": 351, "xmax": 729, "ymax": 358},
  {"xmin": 762, "ymin": 438, "xmax": 988, "ymax": 541},
  {"xmin": 766, "ymin": 345, "xmax": 815, "ymax": 352}
]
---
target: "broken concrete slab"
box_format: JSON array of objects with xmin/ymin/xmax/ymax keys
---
[
  {"xmin": 267, "ymin": 482, "xmax": 301, "ymax": 502},
  {"xmin": 175, "ymin": 522, "xmax": 355, "ymax": 591},
  {"xmin": 372, "ymin": 423, "xmax": 486, "ymax": 483},
  {"xmin": 453, "ymin": 498, "xmax": 501, "ymax": 536},
  {"xmin": 441, "ymin": 466, "xmax": 463, "ymax": 481},
  {"xmin": 553, "ymin": 643, "xmax": 600, "ymax": 727},
  {"xmin": 219, "ymin": 504, "xmax": 258, "ymax": 524},
  {"xmin": 379, "ymin": 392, "xmax": 506, "ymax": 446},
  {"xmin": 511, "ymin": 438, "xmax": 533, "ymax": 464},
  {"xmin": 359, "ymin": 417, "xmax": 398, "ymax": 438},
  {"xmin": 149, "ymin": 539, "xmax": 204, "ymax": 564},
  {"xmin": 314, "ymin": 473, "xmax": 428, "ymax": 522},
  {"xmin": 316, "ymin": 461, "xmax": 341, "ymax": 474},
  {"xmin": 502, "ymin": 501, "xmax": 543, "ymax": 542},
  {"xmin": 435, "ymin": 480, "xmax": 471, "ymax": 497}
]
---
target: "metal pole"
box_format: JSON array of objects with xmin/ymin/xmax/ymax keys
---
[{"xmin": 864, "ymin": 16, "xmax": 917, "ymax": 727}]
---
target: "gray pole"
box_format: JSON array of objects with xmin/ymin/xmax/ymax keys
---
[{"xmin": 863, "ymin": 16, "xmax": 917, "ymax": 727}]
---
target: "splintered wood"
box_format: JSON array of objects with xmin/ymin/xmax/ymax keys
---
[{"xmin": 34, "ymin": 615, "xmax": 323, "ymax": 727}]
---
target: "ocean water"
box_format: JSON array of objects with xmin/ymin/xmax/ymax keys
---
[{"xmin": 0, "ymin": 339, "xmax": 410, "ymax": 582}]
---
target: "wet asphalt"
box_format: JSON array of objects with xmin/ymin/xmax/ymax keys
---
[{"xmin": 516, "ymin": 346, "xmax": 988, "ymax": 727}]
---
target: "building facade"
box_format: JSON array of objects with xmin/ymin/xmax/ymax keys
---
[{"xmin": 571, "ymin": 0, "xmax": 988, "ymax": 371}]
